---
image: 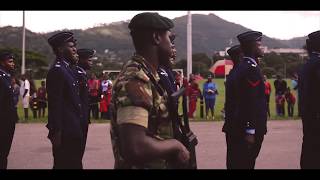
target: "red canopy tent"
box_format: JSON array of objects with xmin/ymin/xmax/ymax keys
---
[{"xmin": 209, "ymin": 59, "xmax": 234, "ymax": 77}]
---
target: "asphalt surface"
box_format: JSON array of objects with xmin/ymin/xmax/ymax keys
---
[{"xmin": 7, "ymin": 120, "xmax": 302, "ymax": 169}]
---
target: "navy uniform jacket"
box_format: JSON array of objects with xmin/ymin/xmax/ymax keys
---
[
  {"xmin": 222, "ymin": 65, "xmax": 238, "ymax": 133},
  {"xmin": 158, "ymin": 66, "xmax": 177, "ymax": 95},
  {"xmin": 74, "ymin": 66, "xmax": 90, "ymax": 128},
  {"xmin": 298, "ymin": 52, "xmax": 320, "ymax": 136},
  {"xmin": 46, "ymin": 59, "xmax": 84, "ymax": 140},
  {"xmin": 0, "ymin": 68, "xmax": 18, "ymax": 126},
  {"xmin": 232, "ymin": 57, "xmax": 267, "ymax": 135}
]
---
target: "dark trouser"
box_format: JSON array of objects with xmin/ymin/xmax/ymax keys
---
[
  {"xmin": 281, "ymin": 103, "xmax": 285, "ymax": 116},
  {"xmin": 52, "ymin": 137, "xmax": 84, "ymax": 169},
  {"xmin": 38, "ymin": 108, "xmax": 45, "ymax": 118},
  {"xmin": 265, "ymin": 94, "xmax": 270, "ymax": 117},
  {"xmin": 80, "ymin": 125, "xmax": 89, "ymax": 160},
  {"xmin": 276, "ymin": 103, "xmax": 285, "ymax": 116},
  {"xmin": 38, "ymin": 102, "xmax": 47, "ymax": 118},
  {"xmin": 101, "ymin": 112, "xmax": 111, "ymax": 119},
  {"xmin": 89, "ymin": 96, "xmax": 99, "ymax": 119},
  {"xmin": 205, "ymin": 98, "xmax": 215, "ymax": 117},
  {"xmin": 89, "ymin": 104, "xmax": 99, "ymax": 119},
  {"xmin": 101, "ymin": 112, "xmax": 107, "ymax": 119},
  {"xmin": 24, "ymin": 108, "xmax": 28, "ymax": 120},
  {"xmin": 0, "ymin": 123, "xmax": 16, "ymax": 169},
  {"xmin": 15, "ymin": 107, "xmax": 19, "ymax": 122},
  {"xmin": 32, "ymin": 109, "xmax": 37, "ymax": 119},
  {"xmin": 225, "ymin": 133, "xmax": 264, "ymax": 169},
  {"xmin": 300, "ymin": 135, "xmax": 320, "ymax": 169},
  {"xmin": 275, "ymin": 94, "xmax": 285, "ymax": 116},
  {"xmin": 287, "ymin": 103, "xmax": 294, "ymax": 117}
]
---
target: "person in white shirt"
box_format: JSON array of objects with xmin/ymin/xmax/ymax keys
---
[
  {"xmin": 20, "ymin": 74, "xmax": 30, "ymax": 121},
  {"xmin": 100, "ymin": 73, "xmax": 113, "ymax": 93},
  {"xmin": 100, "ymin": 73, "xmax": 108, "ymax": 93}
]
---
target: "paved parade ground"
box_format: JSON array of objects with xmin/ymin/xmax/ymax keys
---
[{"xmin": 8, "ymin": 120, "xmax": 302, "ymax": 169}]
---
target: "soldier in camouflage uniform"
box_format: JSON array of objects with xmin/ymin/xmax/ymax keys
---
[{"xmin": 110, "ymin": 12, "xmax": 190, "ymax": 169}]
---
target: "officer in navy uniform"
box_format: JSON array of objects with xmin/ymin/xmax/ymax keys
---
[
  {"xmin": 0, "ymin": 52, "xmax": 17, "ymax": 169},
  {"xmin": 158, "ymin": 33, "xmax": 177, "ymax": 95},
  {"xmin": 46, "ymin": 31, "xmax": 85, "ymax": 169},
  {"xmin": 222, "ymin": 44, "xmax": 244, "ymax": 169},
  {"xmin": 299, "ymin": 31, "xmax": 320, "ymax": 169},
  {"xmin": 231, "ymin": 31, "xmax": 267, "ymax": 169},
  {"xmin": 75, "ymin": 48, "xmax": 96, "ymax": 161}
]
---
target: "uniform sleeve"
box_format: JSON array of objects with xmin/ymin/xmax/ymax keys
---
[
  {"xmin": 316, "ymin": 67, "xmax": 320, "ymax": 112},
  {"xmin": 46, "ymin": 67, "xmax": 64, "ymax": 133},
  {"xmin": 245, "ymin": 69, "xmax": 263, "ymax": 134},
  {"xmin": 115, "ymin": 78, "xmax": 153, "ymax": 129},
  {"xmin": 316, "ymin": 64, "xmax": 320, "ymax": 80},
  {"xmin": 0, "ymin": 78, "xmax": 5, "ymax": 120},
  {"xmin": 224, "ymin": 79, "xmax": 231, "ymax": 121},
  {"xmin": 0, "ymin": 77, "xmax": 15, "ymax": 124}
]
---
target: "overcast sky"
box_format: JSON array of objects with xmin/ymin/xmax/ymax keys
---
[{"xmin": 1, "ymin": 11, "xmax": 320, "ymax": 40}]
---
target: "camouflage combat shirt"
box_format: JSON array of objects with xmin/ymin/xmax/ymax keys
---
[{"xmin": 110, "ymin": 54, "xmax": 173, "ymax": 169}]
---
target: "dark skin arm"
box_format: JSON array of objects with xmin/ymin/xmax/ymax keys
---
[{"xmin": 119, "ymin": 123, "xmax": 190, "ymax": 166}]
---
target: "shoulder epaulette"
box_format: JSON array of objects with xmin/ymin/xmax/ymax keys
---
[{"xmin": 246, "ymin": 60, "xmax": 257, "ymax": 67}]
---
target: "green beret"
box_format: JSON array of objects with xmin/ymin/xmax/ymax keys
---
[{"xmin": 128, "ymin": 12, "xmax": 174, "ymax": 31}]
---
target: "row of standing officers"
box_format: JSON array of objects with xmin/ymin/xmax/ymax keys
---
[
  {"xmin": 223, "ymin": 29, "xmax": 320, "ymax": 169},
  {"xmin": 1, "ymin": 12, "xmax": 320, "ymax": 169}
]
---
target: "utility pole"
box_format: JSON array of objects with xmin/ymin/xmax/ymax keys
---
[
  {"xmin": 187, "ymin": 11, "xmax": 192, "ymax": 79},
  {"xmin": 21, "ymin": 11, "xmax": 26, "ymax": 75}
]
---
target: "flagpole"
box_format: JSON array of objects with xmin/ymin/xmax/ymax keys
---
[
  {"xmin": 187, "ymin": 11, "xmax": 192, "ymax": 80},
  {"xmin": 21, "ymin": 11, "xmax": 26, "ymax": 75}
]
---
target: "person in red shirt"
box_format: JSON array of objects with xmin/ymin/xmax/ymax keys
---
[
  {"xmin": 105, "ymin": 83, "xmax": 112, "ymax": 119},
  {"xmin": 263, "ymin": 75, "xmax": 271, "ymax": 117},
  {"xmin": 99, "ymin": 91, "xmax": 107, "ymax": 119},
  {"xmin": 285, "ymin": 87, "xmax": 296, "ymax": 117},
  {"xmin": 100, "ymin": 83, "xmax": 113, "ymax": 119},
  {"xmin": 175, "ymin": 71, "xmax": 182, "ymax": 90},
  {"xmin": 187, "ymin": 79, "xmax": 201, "ymax": 118},
  {"xmin": 88, "ymin": 73, "xmax": 100, "ymax": 119}
]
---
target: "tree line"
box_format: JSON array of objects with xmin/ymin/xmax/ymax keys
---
[{"xmin": 1, "ymin": 47, "xmax": 305, "ymax": 79}]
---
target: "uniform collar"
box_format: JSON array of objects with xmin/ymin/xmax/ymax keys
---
[
  {"xmin": 62, "ymin": 60, "xmax": 70, "ymax": 67},
  {"xmin": 56, "ymin": 57, "xmax": 71, "ymax": 67},
  {"xmin": 0, "ymin": 66, "xmax": 11, "ymax": 77},
  {"xmin": 77, "ymin": 66, "xmax": 87, "ymax": 75},
  {"xmin": 158, "ymin": 66, "xmax": 168, "ymax": 77},
  {"xmin": 311, "ymin": 51, "xmax": 320, "ymax": 58},
  {"xmin": 132, "ymin": 53, "xmax": 157, "ymax": 74},
  {"xmin": 243, "ymin": 56, "xmax": 258, "ymax": 67}
]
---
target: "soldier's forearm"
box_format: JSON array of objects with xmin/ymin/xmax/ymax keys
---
[{"xmin": 119, "ymin": 124, "xmax": 182, "ymax": 164}]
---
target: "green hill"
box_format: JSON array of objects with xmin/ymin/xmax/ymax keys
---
[{"xmin": 0, "ymin": 13, "xmax": 305, "ymax": 65}]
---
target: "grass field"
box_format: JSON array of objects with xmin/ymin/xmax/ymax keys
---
[{"xmin": 17, "ymin": 78, "xmax": 299, "ymax": 123}]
